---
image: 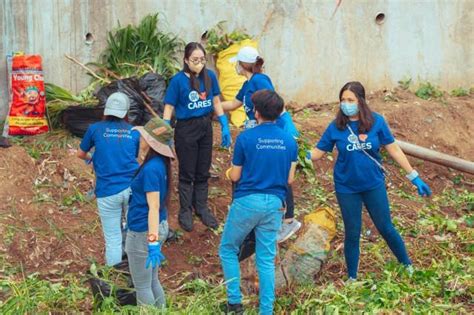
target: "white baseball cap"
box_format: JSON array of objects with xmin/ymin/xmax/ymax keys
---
[
  {"xmin": 229, "ymin": 46, "xmax": 259, "ymax": 63},
  {"xmin": 104, "ymin": 92, "xmax": 130, "ymax": 118}
]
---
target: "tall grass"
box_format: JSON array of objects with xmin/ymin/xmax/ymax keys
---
[{"xmin": 97, "ymin": 14, "xmax": 184, "ymax": 81}]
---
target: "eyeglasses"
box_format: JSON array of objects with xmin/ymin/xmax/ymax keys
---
[{"xmin": 189, "ymin": 57, "xmax": 207, "ymax": 65}]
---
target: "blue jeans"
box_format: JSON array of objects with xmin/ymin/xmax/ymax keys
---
[
  {"xmin": 336, "ymin": 184, "xmax": 411, "ymax": 279},
  {"xmin": 219, "ymin": 194, "xmax": 283, "ymax": 315},
  {"xmin": 96, "ymin": 187, "xmax": 130, "ymax": 266},
  {"xmin": 125, "ymin": 230, "xmax": 165, "ymax": 307}
]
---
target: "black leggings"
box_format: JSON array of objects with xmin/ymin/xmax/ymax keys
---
[
  {"xmin": 175, "ymin": 115, "xmax": 213, "ymax": 214},
  {"xmin": 174, "ymin": 115, "xmax": 213, "ymax": 184}
]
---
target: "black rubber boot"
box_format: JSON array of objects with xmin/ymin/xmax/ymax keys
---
[
  {"xmin": 193, "ymin": 181, "xmax": 218, "ymax": 229},
  {"xmin": 178, "ymin": 181, "xmax": 194, "ymax": 232}
]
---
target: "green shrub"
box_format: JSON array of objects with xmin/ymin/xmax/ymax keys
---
[
  {"xmin": 450, "ymin": 87, "xmax": 469, "ymax": 97},
  {"xmin": 415, "ymin": 82, "xmax": 444, "ymax": 100}
]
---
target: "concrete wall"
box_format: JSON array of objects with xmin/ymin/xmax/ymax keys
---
[{"xmin": 1, "ymin": 0, "xmax": 473, "ymax": 120}]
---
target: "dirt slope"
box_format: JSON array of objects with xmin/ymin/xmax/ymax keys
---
[{"xmin": 0, "ymin": 90, "xmax": 472, "ymax": 298}]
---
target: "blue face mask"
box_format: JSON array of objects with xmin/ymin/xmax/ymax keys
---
[{"xmin": 340, "ymin": 102, "xmax": 359, "ymax": 116}]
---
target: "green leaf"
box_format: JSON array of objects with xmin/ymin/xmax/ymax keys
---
[
  {"xmin": 90, "ymin": 263, "xmax": 98, "ymax": 277},
  {"xmin": 445, "ymin": 220, "xmax": 457, "ymax": 232}
]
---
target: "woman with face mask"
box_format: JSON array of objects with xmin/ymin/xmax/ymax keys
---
[
  {"xmin": 163, "ymin": 42, "xmax": 231, "ymax": 232},
  {"xmin": 221, "ymin": 46, "xmax": 301, "ymax": 243},
  {"xmin": 307, "ymin": 81, "xmax": 432, "ymax": 280}
]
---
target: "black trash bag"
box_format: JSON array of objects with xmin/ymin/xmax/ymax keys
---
[
  {"xmin": 88, "ymin": 260, "xmax": 137, "ymax": 306},
  {"xmin": 139, "ymin": 72, "xmax": 167, "ymax": 123},
  {"xmin": 95, "ymin": 77, "xmax": 145, "ymax": 126},
  {"xmin": 231, "ymin": 182, "xmax": 256, "ymax": 262},
  {"xmin": 95, "ymin": 73, "xmax": 168, "ymax": 126},
  {"xmin": 238, "ymin": 229, "xmax": 256, "ymax": 262},
  {"xmin": 62, "ymin": 105, "xmax": 105, "ymax": 138}
]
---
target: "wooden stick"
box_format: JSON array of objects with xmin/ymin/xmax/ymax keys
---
[
  {"xmin": 292, "ymin": 102, "xmax": 324, "ymax": 114},
  {"xmin": 64, "ymin": 54, "xmax": 109, "ymax": 83},
  {"xmin": 396, "ymin": 140, "xmax": 474, "ymax": 175},
  {"xmin": 140, "ymin": 91, "xmax": 160, "ymax": 118},
  {"xmin": 101, "ymin": 68, "xmax": 121, "ymax": 80}
]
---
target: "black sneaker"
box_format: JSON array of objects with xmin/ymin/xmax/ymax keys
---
[
  {"xmin": 196, "ymin": 209, "xmax": 219, "ymax": 229},
  {"xmin": 226, "ymin": 303, "xmax": 244, "ymax": 314},
  {"xmin": 178, "ymin": 211, "xmax": 193, "ymax": 232}
]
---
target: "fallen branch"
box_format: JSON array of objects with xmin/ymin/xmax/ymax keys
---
[
  {"xmin": 140, "ymin": 92, "xmax": 160, "ymax": 118},
  {"xmin": 65, "ymin": 54, "xmax": 110, "ymax": 84},
  {"xmin": 291, "ymin": 102, "xmax": 325, "ymax": 114}
]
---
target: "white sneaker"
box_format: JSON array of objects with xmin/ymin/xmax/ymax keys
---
[
  {"xmin": 277, "ymin": 220, "xmax": 302, "ymax": 243},
  {"xmin": 345, "ymin": 277, "xmax": 357, "ymax": 286}
]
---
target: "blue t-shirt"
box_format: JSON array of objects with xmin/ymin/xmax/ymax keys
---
[
  {"xmin": 233, "ymin": 122, "xmax": 298, "ymax": 202},
  {"xmin": 164, "ymin": 70, "xmax": 221, "ymax": 120},
  {"xmin": 236, "ymin": 73, "xmax": 274, "ymax": 120},
  {"xmin": 127, "ymin": 156, "xmax": 169, "ymax": 232},
  {"xmin": 80, "ymin": 120, "xmax": 140, "ymax": 198},
  {"xmin": 276, "ymin": 111, "xmax": 299, "ymax": 138},
  {"xmin": 316, "ymin": 113, "xmax": 395, "ymax": 193}
]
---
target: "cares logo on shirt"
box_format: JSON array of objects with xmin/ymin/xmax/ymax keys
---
[
  {"xmin": 346, "ymin": 133, "xmax": 372, "ymax": 151},
  {"xmin": 243, "ymin": 95, "xmax": 251, "ymax": 113},
  {"xmin": 188, "ymin": 90, "xmax": 212, "ymax": 110}
]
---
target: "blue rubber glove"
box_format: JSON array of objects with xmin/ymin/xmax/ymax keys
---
[
  {"xmin": 85, "ymin": 152, "xmax": 93, "ymax": 165},
  {"xmin": 244, "ymin": 119, "xmax": 257, "ymax": 130},
  {"xmin": 218, "ymin": 115, "xmax": 232, "ymax": 148},
  {"xmin": 305, "ymin": 150, "xmax": 312, "ymax": 160},
  {"xmin": 279, "ymin": 112, "xmax": 299, "ymax": 138},
  {"xmin": 164, "ymin": 119, "xmax": 171, "ymax": 125},
  {"xmin": 146, "ymin": 242, "xmax": 166, "ymax": 269},
  {"xmin": 411, "ymin": 177, "xmax": 432, "ymax": 197}
]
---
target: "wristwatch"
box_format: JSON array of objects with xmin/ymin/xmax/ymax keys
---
[{"xmin": 147, "ymin": 233, "xmax": 158, "ymax": 242}]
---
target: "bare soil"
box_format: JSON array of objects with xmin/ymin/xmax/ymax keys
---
[{"xmin": 0, "ymin": 89, "xmax": 472, "ymax": 301}]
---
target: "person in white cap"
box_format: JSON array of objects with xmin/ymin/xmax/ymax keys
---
[
  {"xmin": 125, "ymin": 116, "xmax": 175, "ymax": 307},
  {"xmin": 223, "ymin": 46, "xmax": 270, "ymax": 129},
  {"xmin": 77, "ymin": 92, "xmax": 140, "ymax": 266},
  {"xmin": 221, "ymin": 47, "xmax": 302, "ymax": 243}
]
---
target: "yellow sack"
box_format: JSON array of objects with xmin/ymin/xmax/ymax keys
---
[
  {"xmin": 303, "ymin": 206, "xmax": 337, "ymax": 240},
  {"xmin": 275, "ymin": 206, "xmax": 337, "ymax": 288},
  {"xmin": 215, "ymin": 39, "xmax": 258, "ymax": 127}
]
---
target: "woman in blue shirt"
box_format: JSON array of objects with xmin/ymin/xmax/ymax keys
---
[
  {"xmin": 125, "ymin": 117, "xmax": 175, "ymax": 307},
  {"xmin": 77, "ymin": 92, "xmax": 140, "ymax": 266},
  {"xmin": 308, "ymin": 81, "xmax": 432, "ymax": 280},
  {"xmin": 221, "ymin": 46, "xmax": 300, "ymax": 242},
  {"xmin": 163, "ymin": 42, "xmax": 231, "ymax": 232}
]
